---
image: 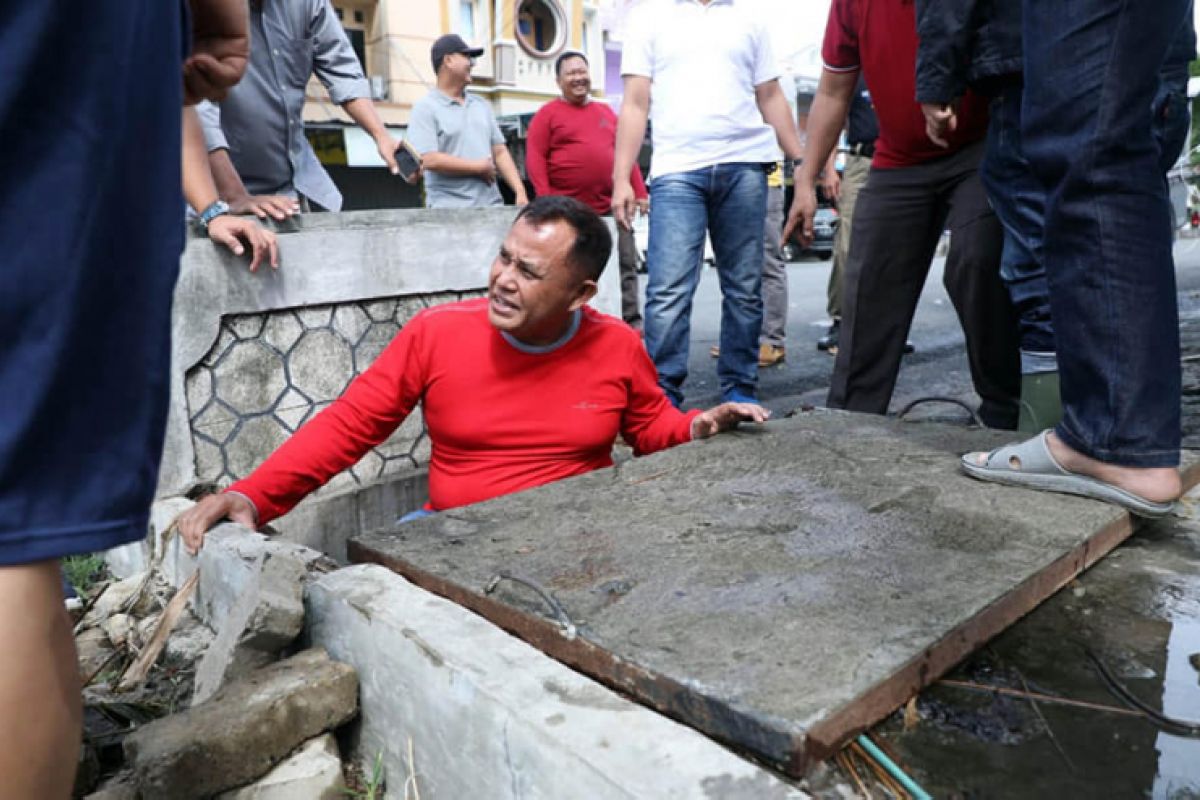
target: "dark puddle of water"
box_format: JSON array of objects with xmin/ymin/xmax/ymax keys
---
[{"xmin": 870, "ymin": 508, "xmax": 1200, "ymax": 799}]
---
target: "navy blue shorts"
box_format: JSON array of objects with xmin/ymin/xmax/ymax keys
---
[{"xmin": 0, "ymin": 2, "xmax": 185, "ymax": 564}]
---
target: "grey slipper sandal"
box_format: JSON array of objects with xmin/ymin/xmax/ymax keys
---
[{"xmin": 960, "ymin": 430, "xmax": 1177, "ymax": 519}]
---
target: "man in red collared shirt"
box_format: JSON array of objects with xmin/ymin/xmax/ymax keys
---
[
  {"xmin": 784, "ymin": 0, "xmax": 1020, "ymax": 429},
  {"xmin": 526, "ymin": 51, "xmax": 649, "ymax": 329}
]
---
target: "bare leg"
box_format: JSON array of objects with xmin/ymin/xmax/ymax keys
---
[{"xmin": 0, "ymin": 560, "xmax": 80, "ymax": 800}]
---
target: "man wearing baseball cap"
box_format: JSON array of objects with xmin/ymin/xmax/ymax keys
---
[{"xmin": 407, "ymin": 34, "xmax": 529, "ymax": 208}]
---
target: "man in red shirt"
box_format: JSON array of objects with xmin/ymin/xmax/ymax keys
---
[
  {"xmin": 526, "ymin": 51, "xmax": 649, "ymax": 329},
  {"xmin": 178, "ymin": 197, "xmax": 767, "ymax": 552},
  {"xmin": 783, "ymin": 0, "xmax": 1020, "ymax": 429}
]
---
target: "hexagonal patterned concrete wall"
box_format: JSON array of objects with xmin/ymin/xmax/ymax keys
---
[{"xmin": 185, "ymin": 292, "xmax": 477, "ymax": 494}]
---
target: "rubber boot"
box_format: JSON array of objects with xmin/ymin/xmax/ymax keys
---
[{"xmin": 1018, "ymin": 371, "xmax": 1062, "ymax": 433}]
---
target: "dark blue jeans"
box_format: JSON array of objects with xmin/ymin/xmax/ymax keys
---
[
  {"xmin": 1022, "ymin": 0, "xmax": 1188, "ymax": 467},
  {"xmin": 981, "ymin": 90, "xmax": 1056, "ymax": 370},
  {"xmin": 644, "ymin": 163, "xmax": 767, "ymax": 406}
]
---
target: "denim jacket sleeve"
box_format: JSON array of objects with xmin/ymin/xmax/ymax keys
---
[{"xmin": 914, "ymin": 0, "xmax": 978, "ymax": 104}]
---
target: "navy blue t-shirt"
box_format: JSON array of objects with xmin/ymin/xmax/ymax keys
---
[{"xmin": 0, "ymin": 1, "xmax": 185, "ymax": 563}]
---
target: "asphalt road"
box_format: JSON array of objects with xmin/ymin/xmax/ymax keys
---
[{"xmin": 667, "ymin": 236, "xmax": 1200, "ymax": 414}]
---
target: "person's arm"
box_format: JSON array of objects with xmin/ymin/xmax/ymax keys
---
[
  {"xmin": 493, "ymin": 144, "xmax": 528, "ymax": 205},
  {"xmin": 781, "ymin": 68, "xmax": 857, "ymax": 245},
  {"xmin": 343, "ymin": 97, "xmax": 403, "ymax": 176},
  {"xmin": 754, "ymin": 82, "xmax": 804, "ymax": 165},
  {"xmin": 177, "ymin": 313, "xmax": 431, "ymax": 553},
  {"xmin": 524, "ymin": 110, "xmax": 553, "ymax": 198},
  {"xmin": 184, "ymin": 0, "xmax": 249, "ymax": 104},
  {"xmin": 407, "ymin": 100, "xmax": 495, "ymax": 181},
  {"xmin": 915, "ymin": 0, "xmax": 979, "ymax": 147},
  {"xmin": 183, "ymin": 107, "xmax": 279, "ymax": 271},
  {"xmin": 620, "ymin": 337, "xmax": 768, "ymax": 453},
  {"xmin": 196, "ymin": 101, "xmax": 301, "ymax": 219},
  {"xmin": 612, "ymin": 75, "xmax": 651, "ymax": 229},
  {"xmin": 821, "ymin": 147, "xmax": 841, "ymax": 204}
]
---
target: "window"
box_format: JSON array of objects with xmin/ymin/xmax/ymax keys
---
[
  {"xmin": 516, "ymin": 0, "xmax": 565, "ymax": 58},
  {"xmin": 460, "ymin": 0, "xmax": 476, "ymax": 41},
  {"xmin": 333, "ymin": 2, "xmax": 370, "ymax": 72}
]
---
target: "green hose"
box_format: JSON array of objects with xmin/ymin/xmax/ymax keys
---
[{"xmin": 855, "ymin": 735, "xmax": 932, "ymax": 800}]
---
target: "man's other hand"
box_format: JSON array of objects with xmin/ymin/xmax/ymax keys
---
[
  {"xmin": 636, "ymin": 197, "xmax": 650, "ymax": 217},
  {"xmin": 821, "ymin": 169, "xmax": 842, "ymax": 204},
  {"xmin": 690, "ymin": 402, "xmax": 771, "ymax": 440},
  {"xmin": 477, "ymin": 159, "xmax": 498, "ymax": 184},
  {"xmin": 921, "ymin": 102, "xmax": 957, "ymax": 148},
  {"xmin": 781, "ymin": 184, "xmax": 817, "ymax": 248},
  {"xmin": 184, "ymin": 0, "xmax": 250, "ymax": 104},
  {"xmin": 229, "ymin": 194, "xmax": 301, "ymax": 221},
  {"xmin": 178, "ymin": 493, "xmax": 257, "ymax": 555},
  {"xmin": 612, "ymin": 179, "xmax": 637, "ymax": 230},
  {"xmin": 208, "ymin": 216, "xmax": 279, "ymax": 272}
]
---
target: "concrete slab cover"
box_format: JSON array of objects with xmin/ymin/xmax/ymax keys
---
[{"xmin": 349, "ymin": 411, "xmax": 1200, "ymax": 776}]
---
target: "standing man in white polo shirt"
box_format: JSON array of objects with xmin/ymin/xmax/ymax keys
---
[
  {"xmin": 408, "ymin": 34, "xmax": 529, "ymax": 208},
  {"xmin": 612, "ymin": 0, "xmax": 804, "ymax": 408}
]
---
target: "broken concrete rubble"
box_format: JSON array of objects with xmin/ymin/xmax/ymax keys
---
[
  {"xmin": 192, "ymin": 546, "xmax": 305, "ymax": 704},
  {"xmin": 217, "ymin": 734, "xmax": 346, "ymax": 799},
  {"xmin": 124, "ymin": 648, "xmax": 358, "ymax": 799}
]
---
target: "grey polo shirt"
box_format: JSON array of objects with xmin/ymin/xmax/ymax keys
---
[
  {"xmin": 196, "ymin": 0, "xmax": 369, "ymax": 212},
  {"xmin": 407, "ymin": 90, "xmax": 505, "ymax": 209}
]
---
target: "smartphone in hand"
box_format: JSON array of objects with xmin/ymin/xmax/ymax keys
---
[{"xmin": 394, "ymin": 140, "xmax": 422, "ymax": 182}]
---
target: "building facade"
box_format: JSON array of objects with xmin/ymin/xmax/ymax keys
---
[{"xmin": 298, "ymin": 0, "xmax": 603, "ymax": 207}]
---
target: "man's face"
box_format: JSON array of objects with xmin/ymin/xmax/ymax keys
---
[
  {"xmin": 443, "ymin": 51, "xmax": 475, "ymax": 83},
  {"xmin": 488, "ymin": 218, "xmax": 596, "ymax": 344},
  {"xmin": 557, "ymin": 57, "xmax": 591, "ymax": 105}
]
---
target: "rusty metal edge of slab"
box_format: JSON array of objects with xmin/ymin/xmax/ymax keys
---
[
  {"xmin": 346, "ymin": 538, "xmax": 809, "ymax": 773},
  {"xmin": 803, "ymin": 457, "xmax": 1200, "ymax": 766}
]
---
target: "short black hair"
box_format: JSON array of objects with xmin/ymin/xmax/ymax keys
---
[
  {"xmin": 516, "ymin": 195, "xmax": 611, "ymax": 281},
  {"xmin": 554, "ymin": 50, "xmax": 588, "ymax": 77}
]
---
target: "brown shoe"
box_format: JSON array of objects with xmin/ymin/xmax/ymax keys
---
[{"xmin": 758, "ymin": 343, "xmax": 786, "ymax": 367}]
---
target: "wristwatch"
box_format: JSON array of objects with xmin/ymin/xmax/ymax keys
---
[{"xmin": 197, "ymin": 200, "xmax": 230, "ymax": 232}]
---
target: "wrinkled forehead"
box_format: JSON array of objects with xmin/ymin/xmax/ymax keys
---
[{"xmin": 501, "ymin": 217, "xmax": 577, "ymax": 273}]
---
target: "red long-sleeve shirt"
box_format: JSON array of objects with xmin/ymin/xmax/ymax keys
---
[
  {"xmin": 229, "ymin": 299, "xmax": 698, "ymax": 524},
  {"xmin": 525, "ymin": 99, "xmax": 648, "ymax": 214}
]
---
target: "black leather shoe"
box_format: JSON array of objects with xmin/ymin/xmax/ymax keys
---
[{"xmin": 817, "ymin": 319, "xmax": 840, "ymax": 352}]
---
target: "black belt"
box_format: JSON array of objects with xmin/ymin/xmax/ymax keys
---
[{"xmin": 847, "ymin": 141, "xmax": 875, "ymax": 157}]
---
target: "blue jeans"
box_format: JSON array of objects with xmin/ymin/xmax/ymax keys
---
[
  {"xmin": 644, "ymin": 163, "xmax": 767, "ymax": 406},
  {"xmin": 981, "ymin": 89, "xmax": 1056, "ymax": 372},
  {"xmin": 1022, "ymin": 0, "xmax": 1189, "ymax": 467}
]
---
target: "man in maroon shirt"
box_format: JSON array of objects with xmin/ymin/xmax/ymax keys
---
[
  {"xmin": 783, "ymin": 0, "xmax": 1020, "ymax": 429},
  {"xmin": 526, "ymin": 51, "xmax": 649, "ymax": 329}
]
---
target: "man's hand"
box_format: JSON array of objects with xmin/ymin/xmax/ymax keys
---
[
  {"xmin": 184, "ymin": 0, "xmax": 249, "ymax": 104},
  {"xmin": 376, "ymin": 133, "xmax": 402, "ymax": 176},
  {"xmin": 636, "ymin": 197, "xmax": 650, "ymax": 217},
  {"xmin": 207, "ymin": 216, "xmax": 280, "ymax": 272},
  {"xmin": 177, "ymin": 493, "xmax": 257, "ymax": 555},
  {"xmin": 228, "ymin": 194, "xmax": 301, "ymax": 221},
  {"xmin": 820, "ymin": 169, "xmax": 842, "ymax": 204},
  {"xmin": 513, "ymin": 189, "xmax": 529, "ymax": 207},
  {"xmin": 612, "ymin": 178, "xmax": 638, "ymax": 230},
  {"xmin": 690, "ymin": 402, "xmax": 771, "ymax": 440},
  {"xmin": 921, "ymin": 102, "xmax": 957, "ymax": 148},
  {"xmin": 477, "ymin": 159, "xmax": 498, "ymax": 184},
  {"xmin": 781, "ymin": 182, "xmax": 818, "ymax": 248}
]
